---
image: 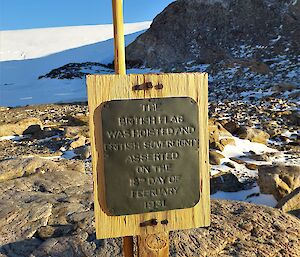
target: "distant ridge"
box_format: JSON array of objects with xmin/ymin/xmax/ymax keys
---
[{"xmin": 0, "ymin": 22, "xmax": 151, "ymax": 62}]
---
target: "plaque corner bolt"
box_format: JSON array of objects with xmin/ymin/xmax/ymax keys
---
[{"xmin": 140, "ymin": 218, "xmax": 158, "ymax": 227}]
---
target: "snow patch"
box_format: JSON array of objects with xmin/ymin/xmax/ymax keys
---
[{"xmin": 211, "ymin": 184, "xmax": 278, "ymax": 207}]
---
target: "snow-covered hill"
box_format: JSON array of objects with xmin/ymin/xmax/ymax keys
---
[{"xmin": 0, "ymin": 22, "xmax": 152, "ymax": 107}]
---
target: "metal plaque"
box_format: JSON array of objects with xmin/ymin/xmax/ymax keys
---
[{"xmin": 101, "ymin": 97, "xmax": 200, "ymax": 216}]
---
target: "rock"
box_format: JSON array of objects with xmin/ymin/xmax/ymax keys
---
[
  {"xmin": 271, "ymin": 83, "xmax": 298, "ymax": 93},
  {"xmin": 235, "ymin": 126, "xmax": 270, "ymax": 144},
  {"xmin": 0, "ymin": 157, "xmax": 85, "ymax": 183},
  {"xmin": 211, "ymin": 173, "xmax": 244, "ymax": 194},
  {"xmin": 74, "ymin": 145, "xmax": 91, "ymax": 160},
  {"xmin": 64, "ymin": 126, "xmax": 89, "ymax": 139},
  {"xmin": 248, "ymin": 61, "xmax": 271, "ymax": 74},
  {"xmin": 30, "ymin": 233, "xmax": 123, "ymax": 257},
  {"xmin": 126, "ymin": 0, "xmax": 299, "ymax": 68},
  {"xmin": 170, "ymin": 200, "xmax": 300, "ymax": 257},
  {"xmin": 209, "ymin": 141, "xmax": 225, "ymax": 151},
  {"xmin": 0, "ymin": 107, "xmax": 9, "ymax": 112},
  {"xmin": 283, "ymin": 110, "xmax": 300, "ymax": 126},
  {"xmin": 247, "ymin": 153, "xmax": 270, "ymax": 162},
  {"xmin": 0, "ymin": 202, "xmax": 52, "ymax": 246},
  {"xmin": 245, "ymin": 163, "xmax": 258, "ymax": 170},
  {"xmin": 1, "ymin": 200, "xmax": 300, "ymax": 256},
  {"xmin": 70, "ymin": 136, "xmax": 87, "ymax": 149},
  {"xmin": 37, "ymin": 224, "xmax": 75, "ymax": 240},
  {"xmin": 0, "ymin": 118, "xmax": 43, "ymax": 137},
  {"xmin": 220, "ymin": 137, "xmax": 235, "ymax": 147},
  {"xmin": 209, "ymin": 150, "xmax": 224, "ymax": 165},
  {"xmin": 276, "ymin": 187, "xmax": 300, "ymax": 214},
  {"xmin": 0, "ymin": 160, "xmax": 92, "ymax": 247},
  {"xmin": 0, "ymin": 157, "xmax": 61, "ymax": 182},
  {"xmin": 223, "ymin": 121, "xmax": 240, "ymax": 134},
  {"xmin": 224, "ymin": 162, "xmax": 235, "ymax": 168},
  {"xmin": 258, "ymin": 165, "xmax": 300, "ymax": 201},
  {"xmin": 209, "ymin": 119, "xmax": 233, "ymax": 151},
  {"xmin": 229, "ymin": 157, "xmax": 246, "ymax": 164}
]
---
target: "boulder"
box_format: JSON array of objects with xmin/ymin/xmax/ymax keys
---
[
  {"xmin": 235, "ymin": 126, "xmax": 270, "ymax": 144},
  {"xmin": 223, "ymin": 120, "xmax": 240, "ymax": 134},
  {"xmin": 170, "ymin": 200, "xmax": 300, "ymax": 257},
  {"xmin": 258, "ymin": 165, "xmax": 300, "ymax": 201},
  {"xmin": 70, "ymin": 136, "xmax": 87, "ymax": 149},
  {"xmin": 245, "ymin": 163, "xmax": 258, "ymax": 170},
  {"xmin": 209, "ymin": 150, "xmax": 224, "ymax": 165},
  {"xmin": 209, "ymin": 119, "xmax": 233, "ymax": 151},
  {"xmin": 0, "ymin": 157, "xmax": 84, "ymax": 182},
  {"xmin": 210, "ymin": 173, "xmax": 244, "ymax": 194},
  {"xmin": 0, "ymin": 157, "xmax": 61, "ymax": 182},
  {"xmin": 276, "ymin": 187, "xmax": 300, "ymax": 215},
  {"xmin": 0, "ymin": 203, "xmax": 52, "ymax": 246},
  {"xmin": 74, "ymin": 145, "xmax": 91, "ymax": 160},
  {"xmin": 271, "ymin": 83, "xmax": 298, "ymax": 93},
  {"xmin": 0, "ymin": 118, "xmax": 43, "ymax": 137},
  {"xmin": 64, "ymin": 126, "xmax": 89, "ymax": 139},
  {"xmin": 126, "ymin": 0, "xmax": 299, "ymax": 69}
]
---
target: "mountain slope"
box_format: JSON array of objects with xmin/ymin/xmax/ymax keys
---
[
  {"xmin": 126, "ymin": 0, "xmax": 300, "ymax": 68},
  {"xmin": 0, "ymin": 22, "xmax": 151, "ymax": 107}
]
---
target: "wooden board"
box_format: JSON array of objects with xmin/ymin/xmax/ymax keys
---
[{"xmin": 87, "ymin": 73, "xmax": 210, "ymax": 239}]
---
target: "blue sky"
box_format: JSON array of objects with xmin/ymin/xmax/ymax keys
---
[{"xmin": 0, "ymin": 0, "xmax": 174, "ymax": 30}]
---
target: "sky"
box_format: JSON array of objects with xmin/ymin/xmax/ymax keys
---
[{"xmin": 0, "ymin": 0, "xmax": 175, "ymax": 31}]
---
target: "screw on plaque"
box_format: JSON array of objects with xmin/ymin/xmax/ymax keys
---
[
  {"xmin": 140, "ymin": 219, "xmax": 158, "ymax": 227},
  {"xmin": 161, "ymin": 219, "xmax": 168, "ymax": 225},
  {"xmin": 155, "ymin": 83, "xmax": 164, "ymax": 89},
  {"xmin": 132, "ymin": 82, "xmax": 153, "ymax": 91}
]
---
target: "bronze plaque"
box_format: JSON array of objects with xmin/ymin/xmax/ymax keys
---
[{"xmin": 101, "ymin": 97, "xmax": 200, "ymax": 216}]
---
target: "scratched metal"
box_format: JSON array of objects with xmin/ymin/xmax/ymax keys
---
[{"xmin": 101, "ymin": 97, "xmax": 200, "ymax": 216}]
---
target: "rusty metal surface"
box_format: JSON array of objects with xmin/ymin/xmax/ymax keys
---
[{"xmin": 101, "ymin": 97, "xmax": 200, "ymax": 216}]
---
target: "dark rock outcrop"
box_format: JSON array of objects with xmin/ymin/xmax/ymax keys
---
[{"xmin": 126, "ymin": 0, "xmax": 300, "ymax": 69}]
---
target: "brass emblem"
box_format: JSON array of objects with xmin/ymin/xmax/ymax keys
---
[{"xmin": 101, "ymin": 97, "xmax": 200, "ymax": 215}]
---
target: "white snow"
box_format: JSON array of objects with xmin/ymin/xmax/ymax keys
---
[
  {"xmin": 211, "ymin": 184, "xmax": 278, "ymax": 207},
  {"xmin": 0, "ymin": 22, "xmax": 151, "ymax": 61},
  {"xmin": 222, "ymin": 136, "xmax": 277, "ymax": 159},
  {"xmin": 61, "ymin": 150, "xmax": 77, "ymax": 160},
  {"xmin": 210, "ymin": 137, "xmax": 280, "ymax": 206},
  {"xmin": 210, "ymin": 137, "xmax": 277, "ymax": 179},
  {"xmin": 0, "ymin": 135, "xmax": 31, "ymax": 141},
  {"xmin": 0, "ymin": 22, "xmax": 152, "ymax": 107}
]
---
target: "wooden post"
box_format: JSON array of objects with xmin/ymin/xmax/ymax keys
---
[
  {"xmin": 112, "ymin": 0, "xmax": 133, "ymax": 256},
  {"xmin": 137, "ymin": 233, "xmax": 169, "ymax": 257},
  {"xmin": 112, "ymin": 0, "xmax": 126, "ymax": 75},
  {"xmin": 87, "ymin": 2, "xmax": 210, "ymax": 257},
  {"xmin": 111, "ymin": 2, "xmax": 169, "ymax": 256}
]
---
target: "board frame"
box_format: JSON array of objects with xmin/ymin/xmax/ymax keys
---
[{"xmin": 87, "ymin": 73, "xmax": 210, "ymax": 239}]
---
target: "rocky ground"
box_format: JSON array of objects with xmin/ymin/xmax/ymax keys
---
[
  {"xmin": 1, "ymin": 0, "xmax": 299, "ymax": 256},
  {"xmin": 0, "ymin": 98, "xmax": 299, "ymax": 256}
]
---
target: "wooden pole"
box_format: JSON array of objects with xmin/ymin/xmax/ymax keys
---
[
  {"xmin": 137, "ymin": 233, "xmax": 169, "ymax": 257},
  {"xmin": 112, "ymin": 1, "xmax": 133, "ymax": 256},
  {"xmin": 112, "ymin": 0, "xmax": 126, "ymax": 75},
  {"xmin": 112, "ymin": 1, "xmax": 169, "ymax": 256}
]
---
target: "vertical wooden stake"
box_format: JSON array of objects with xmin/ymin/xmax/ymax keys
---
[
  {"xmin": 112, "ymin": 0, "xmax": 126, "ymax": 75},
  {"xmin": 138, "ymin": 233, "xmax": 169, "ymax": 257},
  {"xmin": 123, "ymin": 236, "xmax": 134, "ymax": 257},
  {"xmin": 111, "ymin": 1, "xmax": 170, "ymax": 256},
  {"xmin": 112, "ymin": 0, "xmax": 133, "ymax": 256}
]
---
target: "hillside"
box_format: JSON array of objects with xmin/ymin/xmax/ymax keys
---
[
  {"xmin": 126, "ymin": 0, "xmax": 300, "ymax": 102},
  {"xmin": 0, "ymin": 22, "xmax": 152, "ymax": 107}
]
